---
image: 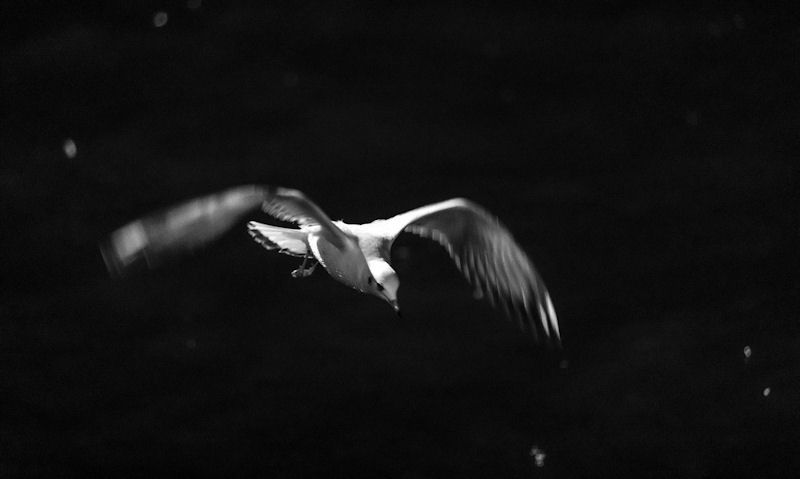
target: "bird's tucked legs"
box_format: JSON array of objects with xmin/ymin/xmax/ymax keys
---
[{"xmin": 291, "ymin": 253, "xmax": 318, "ymax": 278}]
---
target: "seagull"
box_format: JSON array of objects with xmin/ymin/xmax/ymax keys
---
[{"xmin": 101, "ymin": 185, "xmax": 560, "ymax": 345}]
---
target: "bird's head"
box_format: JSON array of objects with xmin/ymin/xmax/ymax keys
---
[{"xmin": 365, "ymin": 259, "xmax": 401, "ymax": 317}]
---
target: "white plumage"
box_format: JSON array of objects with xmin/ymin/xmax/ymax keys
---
[{"xmin": 101, "ymin": 185, "xmax": 560, "ymax": 345}]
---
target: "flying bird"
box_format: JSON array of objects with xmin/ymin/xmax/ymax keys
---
[{"xmin": 101, "ymin": 185, "xmax": 560, "ymax": 345}]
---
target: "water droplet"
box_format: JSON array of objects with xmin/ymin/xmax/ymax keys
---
[
  {"xmin": 153, "ymin": 11, "xmax": 169, "ymax": 28},
  {"xmin": 529, "ymin": 445, "xmax": 546, "ymax": 467},
  {"xmin": 62, "ymin": 138, "xmax": 77, "ymax": 158},
  {"xmin": 763, "ymin": 387, "xmax": 771, "ymax": 397}
]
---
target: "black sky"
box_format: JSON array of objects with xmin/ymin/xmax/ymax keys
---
[{"xmin": 2, "ymin": 2, "xmax": 799, "ymax": 477}]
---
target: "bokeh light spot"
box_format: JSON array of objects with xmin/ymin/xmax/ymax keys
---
[
  {"xmin": 62, "ymin": 138, "xmax": 77, "ymax": 159},
  {"xmin": 153, "ymin": 11, "xmax": 169, "ymax": 28},
  {"xmin": 763, "ymin": 387, "xmax": 771, "ymax": 397},
  {"xmin": 743, "ymin": 345, "xmax": 751, "ymax": 359},
  {"xmin": 529, "ymin": 445, "xmax": 546, "ymax": 467}
]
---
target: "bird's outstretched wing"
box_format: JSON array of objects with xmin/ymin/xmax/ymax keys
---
[
  {"xmin": 258, "ymin": 187, "xmax": 349, "ymax": 248},
  {"xmin": 101, "ymin": 185, "xmax": 346, "ymax": 277},
  {"xmin": 385, "ymin": 198, "xmax": 560, "ymax": 346}
]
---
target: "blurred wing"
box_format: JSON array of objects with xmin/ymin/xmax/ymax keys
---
[
  {"xmin": 387, "ymin": 198, "xmax": 560, "ymax": 345},
  {"xmin": 101, "ymin": 185, "xmax": 267, "ymax": 277},
  {"xmin": 101, "ymin": 185, "xmax": 345, "ymax": 277}
]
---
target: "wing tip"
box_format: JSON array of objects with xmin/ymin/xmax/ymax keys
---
[
  {"xmin": 99, "ymin": 220, "xmax": 151, "ymax": 278},
  {"xmin": 99, "ymin": 239, "xmax": 124, "ymax": 279},
  {"xmin": 544, "ymin": 292, "xmax": 561, "ymax": 347},
  {"xmin": 515, "ymin": 288, "xmax": 561, "ymax": 349}
]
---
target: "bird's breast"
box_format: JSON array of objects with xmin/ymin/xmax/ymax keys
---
[{"xmin": 308, "ymin": 233, "xmax": 365, "ymax": 289}]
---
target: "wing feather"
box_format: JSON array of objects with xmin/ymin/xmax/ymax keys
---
[
  {"xmin": 101, "ymin": 185, "xmax": 268, "ymax": 276},
  {"xmin": 386, "ymin": 198, "xmax": 560, "ymax": 345},
  {"xmin": 101, "ymin": 184, "xmax": 346, "ymax": 277},
  {"xmin": 259, "ymin": 187, "xmax": 348, "ymax": 249}
]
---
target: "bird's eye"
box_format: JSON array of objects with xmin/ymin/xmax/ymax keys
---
[{"xmin": 377, "ymin": 283, "xmax": 385, "ymax": 292}]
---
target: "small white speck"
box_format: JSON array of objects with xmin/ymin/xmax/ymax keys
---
[
  {"xmin": 529, "ymin": 445, "xmax": 546, "ymax": 468},
  {"xmin": 763, "ymin": 387, "xmax": 771, "ymax": 397},
  {"xmin": 62, "ymin": 138, "xmax": 77, "ymax": 158},
  {"xmin": 743, "ymin": 346, "xmax": 751, "ymax": 359},
  {"xmin": 153, "ymin": 11, "xmax": 169, "ymax": 28}
]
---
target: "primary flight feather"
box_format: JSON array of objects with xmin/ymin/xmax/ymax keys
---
[{"xmin": 101, "ymin": 185, "xmax": 560, "ymax": 345}]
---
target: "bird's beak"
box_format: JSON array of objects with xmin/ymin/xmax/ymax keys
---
[{"xmin": 390, "ymin": 299, "xmax": 402, "ymax": 318}]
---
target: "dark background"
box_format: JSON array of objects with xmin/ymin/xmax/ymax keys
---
[{"xmin": 2, "ymin": 1, "xmax": 799, "ymax": 477}]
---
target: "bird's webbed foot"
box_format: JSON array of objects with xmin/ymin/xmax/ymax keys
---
[{"xmin": 291, "ymin": 254, "xmax": 318, "ymax": 278}]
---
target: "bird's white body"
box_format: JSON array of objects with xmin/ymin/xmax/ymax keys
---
[
  {"xmin": 307, "ymin": 222, "xmax": 376, "ymax": 292},
  {"xmin": 102, "ymin": 186, "xmax": 560, "ymax": 345}
]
